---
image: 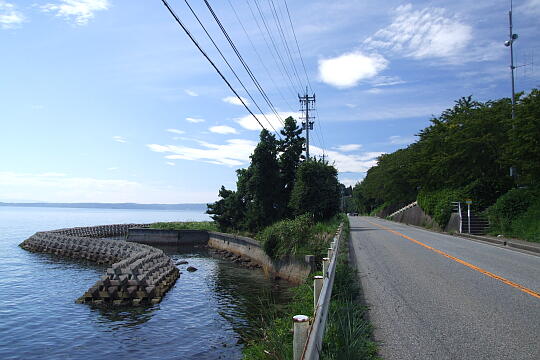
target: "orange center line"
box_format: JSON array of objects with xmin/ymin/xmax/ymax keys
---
[{"xmin": 364, "ymin": 219, "xmax": 540, "ymax": 300}]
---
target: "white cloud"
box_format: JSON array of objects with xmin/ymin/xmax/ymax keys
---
[
  {"xmin": 370, "ymin": 76, "xmax": 406, "ymax": 87},
  {"xmin": 388, "ymin": 135, "xmax": 417, "ymax": 145},
  {"xmin": 335, "ymin": 144, "xmax": 362, "ymax": 152},
  {"xmin": 185, "ymin": 89, "xmax": 198, "ymax": 97},
  {"xmin": 0, "ymin": 1, "xmax": 24, "ymax": 29},
  {"xmin": 166, "ymin": 128, "xmax": 185, "ymax": 135},
  {"xmin": 364, "ymin": 4, "xmax": 473, "ymax": 61},
  {"xmin": 186, "ymin": 117, "xmax": 205, "ymax": 123},
  {"xmin": 107, "ymin": 167, "xmax": 118, "ymax": 171},
  {"xmin": 365, "ymin": 88, "xmax": 383, "ymax": 94},
  {"xmin": 0, "ymin": 171, "xmax": 216, "ymax": 203},
  {"xmin": 166, "ymin": 161, "xmax": 175, "ymax": 166},
  {"xmin": 147, "ymin": 139, "xmax": 257, "ymax": 167},
  {"xmin": 209, "ymin": 125, "xmax": 238, "ymax": 135},
  {"xmin": 41, "ymin": 0, "xmax": 109, "ymax": 26},
  {"xmin": 312, "ymin": 146, "xmax": 384, "ymax": 173},
  {"xmin": 340, "ymin": 177, "xmax": 362, "ymax": 187},
  {"xmin": 223, "ymin": 96, "xmax": 249, "ymax": 106},
  {"xmin": 345, "ymin": 104, "xmax": 357, "ymax": 109},
  {"xmin": 235, "ymin": 111, "xmax": 299, "ymax": 131},
  {"xmin": 318, "ymin": 51, "xmax": 388, "ymax": 88},
  {"xmin": 112, "ymin": 135, "xmax": 127, "ymax": 143},
  {"xmin": 519, "ymin": 0, "xmax": 540, "ymax": 14}
]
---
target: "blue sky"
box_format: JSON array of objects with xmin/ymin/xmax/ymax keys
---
[{"xmin": 1, "ymin": 0, "xmax": 539, "ymax": 203}]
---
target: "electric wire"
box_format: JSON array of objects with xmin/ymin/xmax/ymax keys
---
[
  {"xmin": 282, "ymin": 0, "xmax": 312, "ymax": 92},
  {"xmin": 251, "ymin": 0, "xmax": 302, "ymax": 95},
  {"xmin": 266, "ymin": 0, "xmax": 304, "ymax": 91},
  {"xmin": 202, "ymin": 0, "xmax": 285, "ymax": 128},
  {"xmin": 159, "ymin": 0, "xmax": 271, "ymax": 136},
  {"xmin": 181, "ymin": 0, "xmax": 282, "ymax": 137},
  {"xmin": 245, "ymin": 0, "xmax": 297, "ymax": 100},
  {"xmin": 226, "ymin": 0, "xmax": 296, "ymax": 112}
]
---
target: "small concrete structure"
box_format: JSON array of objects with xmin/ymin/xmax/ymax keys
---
[{"xmin": 128, "ymin": 228, "xmax": 209, "ymax": 246}]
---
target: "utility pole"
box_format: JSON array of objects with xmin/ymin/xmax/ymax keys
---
[
  {"xmin": 504, "ymin": 0, "xmax": 519, "ymax": 179},
  {"xmin": 505, "ymin": 0, "xmax": 518, "ymax": 121},
  {"xmin": 299, "ymin": 87, "xmax": 315, "ymax": 160}
]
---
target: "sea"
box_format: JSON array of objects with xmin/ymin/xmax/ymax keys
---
[{"xmin": 0, "ymin": 206, "xmax": 291, "ymax": 360}]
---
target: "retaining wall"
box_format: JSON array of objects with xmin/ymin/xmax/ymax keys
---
[
  {"xmin": 389, "ymin": 204, "xmax": 442, "ymax": 230},
  {"xmin": 20, "ymin": 224, "xmax": 179, "ymax": 307},
  {"xmin": 208, "ymin": 231, "xmax": 313, "ymax": 284},
  {"xmin": 128, "ymin": 228, "xmax": 209, "ymax": 246}
]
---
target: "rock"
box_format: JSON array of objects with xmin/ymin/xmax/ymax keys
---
[
  {"xmin": 176, "ymin": 260, "xmax": 188, "ymax": 265},
  {"xmin": 186, "ymin": 266, "xmax": 198, "ymax": 272}
]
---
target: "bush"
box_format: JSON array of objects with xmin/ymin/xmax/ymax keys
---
[
  {"xmin": 487, "ymin": 187, "xmax": 540, "ymax": 242},
  {"xmin": 487, "ymin": 188, "xmax": 538, "ymax": 233},
  {"xmin": 258, "ymin": 214, "xmax": 314, "ymax": 259},
  {"xmin": 417, "ymin": 188, "xmax": 466, "ymax": 227}
]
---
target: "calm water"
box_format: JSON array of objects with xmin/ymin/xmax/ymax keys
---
[{"xmin": 0, "ymin": 206, "xmax": 291, "ymax": 359}]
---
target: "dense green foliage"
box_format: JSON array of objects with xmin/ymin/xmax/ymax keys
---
[
  {"xmin": 417, "ymin": 188, "xmax": 466, "ymax": 227},
  {"xmin": 322, "ymin": 218, "xmax": 378, "ymax": 360},
  {"xmin": 487, "ymin": 187, "xmax": 540, "ymax": 242},
  {"xmin": 258, "ymin": 214, "xmax": 343, "ymax": 260},
  {"xmin": 208, "ymin": 117, "xmax": 340, "ymax": 233},
  {"xmin": 289, "ymin": 160, "xmax": 341, "ymax": 221},
  {"xmin": 353, "ymin": 90, "xmax": 540, "ymax": 227},
  {"xmin": 150, "ymin": 221, "xmax": 218, "ymax": 232}
]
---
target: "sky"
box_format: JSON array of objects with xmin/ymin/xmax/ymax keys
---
[{"xmin": 1, "ymin": 0, "xmax": 539, "ymax": 204}]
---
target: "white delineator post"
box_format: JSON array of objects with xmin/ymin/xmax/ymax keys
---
[
  {"xmin": 313, "ymin": 275, "xmax": 323, "ymax": 310},
  {"xmin": 293, "ymin": 315, "xmax": 310, "ymax": 360},
  {"xmin": 327, "ymin": 247, "xmax": 333, "ymax": 259},
  {"xmin": 322, "ymin": 257, "xmax": 329, "ymax": 278}
]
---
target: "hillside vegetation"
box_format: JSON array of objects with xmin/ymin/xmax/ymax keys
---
[{"xmin": 353, "ymin": 90, "xmax": 540, "ymax": 241}]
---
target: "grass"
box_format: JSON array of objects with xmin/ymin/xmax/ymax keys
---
[
  {"xmin": 149, "ymin": 221, "xmax": 219, "ymax": 232},
  {"xmin": 243, "ymin": 215, "xmax": 378, "ymax": 359},
  {"xmin": 321, "ymin": 217, "xmax": 379, "ymax": 360}
]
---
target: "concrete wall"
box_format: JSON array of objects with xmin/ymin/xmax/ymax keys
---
[
  {"xmin": 128, "ymin": 228, "xmax": 209, "ymax": 246},
  {"xmin": 207, "ymin": 231, "xmax": 313, "ymax": 284},
  {"xmin": 389, "ymin": 204, "xmax": 442, "ymax": 231}
]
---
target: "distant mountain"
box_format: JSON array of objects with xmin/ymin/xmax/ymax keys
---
[{"xmin": 0, "ymin": 202, "xmax": 208, "ymax": 211}]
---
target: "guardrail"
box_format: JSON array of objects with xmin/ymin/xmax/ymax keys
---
[
  {"xmin": 388, "ymin": 201, "xmax": 418, "ymax": 218},
  {"xmin": 292, "ymin": 222, "xmax": 344, "ymax": 360}
]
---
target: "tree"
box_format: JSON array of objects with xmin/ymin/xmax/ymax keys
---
[
  {"xmin": 244, "ymin": 129, "xmax": 282, "ymax": 232},
  {"xmin": 289, "ymin": 159, "xmax": 340, "ymax": 221},
  {"xmin": 278, "ymin": 116, "xmax": 304, "ymax": 216}
]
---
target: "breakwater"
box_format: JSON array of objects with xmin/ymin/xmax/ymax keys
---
[{"xmin": 20, "ymin": 224, "xmax": 179, "ymax": 306}]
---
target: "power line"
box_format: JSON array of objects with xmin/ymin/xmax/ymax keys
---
[
  {"xmin": 251, "ymin": 0, "xmax": 302, "ymax": 95},
  {"xmin": 226, "ymin": 0, "xmax": 296, "ymax": 112},
  {"xmin": 282, "ymin": 0, "xmax": 312, "ymax": 92},
  {"xmin": 203, "ymin": 0, "xmax": 286, "ymax": 128},
  {"xmin": 266, "ymin": 0, "xmax": 304, "ymax": 91},
  {"xmin": 181, "ymin": 0, "xmax": 282, "ymax": 137},
  {"xmin": 245, "ymin": 0, "xmax": 298, "ymax": 100},
  {"xmin": 159, "ymin": 0, "xmax": 271, "ymax": 135}
]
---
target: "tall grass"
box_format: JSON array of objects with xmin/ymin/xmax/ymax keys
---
[
  {"xmin": 321, "ymin": 217, "xmax": 379, "ymax": 360},
  {"xmin": 149, "ymin": 221, "xmax": 219, "ymax": 232}
]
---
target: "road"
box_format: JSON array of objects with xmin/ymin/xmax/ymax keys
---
[{"xmin": 349, "ymin": 216, "xmax": 540, "ymax": 360}]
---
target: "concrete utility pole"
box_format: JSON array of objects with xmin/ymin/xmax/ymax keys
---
[
  {"xmin": 299, "ymin": 88, "xmax": 315, "ymax": 160},
  {"xmin": 505, "ymin": 0, "xmax": 518, "ymax": 121},
  {"xmin": 505, "ymin": 0, "xmax": 519, "ymax": 179}
]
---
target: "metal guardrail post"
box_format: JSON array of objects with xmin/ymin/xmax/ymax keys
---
[
  {"xmin": 313, "ymin": 276, "xmax": 323, "ymax": 310},
  {"xmin": 293, "ymin": 315, "xmax": 310, "ymax": 360},
  {"xmin": 322, "ymin": 257, "xmax": 329, "ymax": 278},
  {"xmin": 327, "ymin": 247, "xmax": 333, "ymax": 259}
]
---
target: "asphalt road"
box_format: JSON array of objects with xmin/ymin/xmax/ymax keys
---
[{"xmin": 349, "ymin": 216, "xmax": 540, "ymax": 360}]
